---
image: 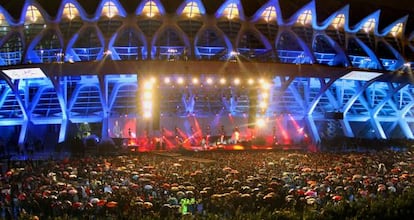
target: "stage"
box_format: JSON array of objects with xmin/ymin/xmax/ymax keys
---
[{"xmin": 124, "ymin": 141, "xmax": 309, "ymax": 153}]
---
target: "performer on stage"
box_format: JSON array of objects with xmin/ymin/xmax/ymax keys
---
[
  {"xmin": 175, "ymin": 127, "xmax": 183, "ymax": 149},
  {"xmin": 201, "ymin": 137, "xmax": 206, "ymax": 149},
  {"xmin": 128, "ymin": 128, "xmax": 132, "ymax": 138},
  {"xmin": 219, "ymin": 125, "xmax": 226, "ymax": 144},
  {"xmin": 232, "ymin": 127, "xmax": 240, "ymax": 144},
  {"xmin": 113, "ymin": 120, "xmax": 122, "ymax": 138},
  {"xmin": 272, "ymin": 126, "xmax": 278, "ymax": 145},
  {"xmin": 205, "ymin": 125, "xmax": 211, "ymax": 148},
  {"xmin": 159, "ymin": 135, "xmax": 166, "ymax": 150}
]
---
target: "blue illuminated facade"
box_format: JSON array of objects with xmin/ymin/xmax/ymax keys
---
[{"xmin": 0, "ymin": 0, "xmax": 413, "ymax": 150}]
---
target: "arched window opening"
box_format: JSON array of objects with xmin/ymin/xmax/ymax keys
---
[
  {"xmin": 182, "ymin": 1, "xmax": 201, "ymax": 18},
  {"xmin": 261, "ymin": 6, "xmax": 276, "ymax": 22},
  {"xmin": 142, "ymin": 0, "xmax": 160, "ymax": 18}
]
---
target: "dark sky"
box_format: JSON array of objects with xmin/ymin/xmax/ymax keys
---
[{"xmin": 0, "ymin": 0, "xmax": 413, "ymax": 34}]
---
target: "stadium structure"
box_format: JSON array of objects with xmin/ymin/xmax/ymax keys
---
[{"xmin": 0, "ymin": 0, "xmax": 413, "ymax": 151}]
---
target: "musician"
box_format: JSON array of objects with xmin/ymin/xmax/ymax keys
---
[
  {"xmin": 113, "ymin": 120, "xmax": 122, "ymax": 138},
  {"xmin": 219, "ymin": 125, "xmax": 226, "ymax": 144},
  {"xmin": 232, "ymin": 127, "xmax": 240, "ymax": 144}
]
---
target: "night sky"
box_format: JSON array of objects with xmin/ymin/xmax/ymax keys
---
[{"xmin": 0, "ymin": 0, "xmax": 413, "ymax": 34}]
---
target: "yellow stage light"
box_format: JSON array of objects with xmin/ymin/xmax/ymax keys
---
[
  {"xmin": 142, "ymin": 101, "xmax": 152, "ymax": 109},
  {"xmin": 177, "ymin": 77, "xmax": 184, "ymax": 84},
  {"xmin": 143, "ymin": 91, "xmax": 152, "ymax": 99},
  {"xmin": 143, "ymin": 111, "xmax": 152, "ymax": 119},
  {"xmin": 248, "ymin": 78, "xmax": 254, "ymax": 85},
  {"xmin": 143, "ymin": 81, "xmax": 152, "ymax": 90},
  {"xmin": 259, "ymin": 102, "xmax": 267, "ymax": 109}
]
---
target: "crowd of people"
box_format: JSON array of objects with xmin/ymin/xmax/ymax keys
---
[{"xmin": 0, "ymin": 146, "xmax": 413, "ymax": 219}]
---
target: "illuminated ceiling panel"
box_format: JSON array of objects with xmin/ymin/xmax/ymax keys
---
[
  {"xmin": 62, "ymin": 3, "xmax": 80, "ymax": 20},
  {"xmin": 182, "ymin": 1, "xmax": 201, "ymax": 18},
  {"xmin": 390, "ymin": 23, "xmax": 403, "ymax": 37},
  {"xmin": 0, "ymin": 12, "xmax": 8, "ymax": 26},
  {"xmin": 142, "ymin": 0, "xmax": 160, "ymax": 18},
  {"xmin": 362, "ymin": 18, "xmax": 375, "ymax": 33},
  {"xmin": 222, "ymin": 3, "xmax": 239, "ymax": 20},
  {"xmin": 101, "ymin": 1, "xmax": 120, "ymax": 18},
  {"xmin": 24, "ymin": 5, "xmax": 44, "ymax": 25},
  {"xmin": 331, "ymin": 14, "xmax": 345, "ymax": 29},
  {"xmin": 297, "ymin": 10, "xmax": 312, "ymax": 25},
  {"xmin": 261, "ymin": 6, "xmax": 276, "ymax": 22}
]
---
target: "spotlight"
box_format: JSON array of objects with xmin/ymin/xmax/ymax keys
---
[
  {"xmin": 192, "ymin": 77, "xmax": 199, "ymax": 84},
  {"xmin": 220, "ymin": 78, "xmax": 226, "ymax": 85},
  {"xmin": 229, "ymin": 51, "xmax": 239, "ymax": 56},
  {"xmin": 164, "ymin": 77, "xmax": 171, "ymax": 84},
  {"xmin": 177, "ymin": 77, "xmax": 184, "ymax": 84},
  {"xmin": 248, "ymin": 78, "xmax": 254, "ymax": 85},
  {"xmin": 233, "ymin": 78, "xmax": 240, "ymax": 85},
  {"xmin": 259, "ymin": 78, "xmax": 265, "ymax": 84},
  {"xmin": 256, "ymin": 118, "xmax": 265, "ymax": 127},
  {"xmin": 143, "ymin": 81, "xmax": 153, "ymax": 90},
  {"xmin": 104, "ymin": 50, "xmax": 112, "ymax": 55},
  {"xmin": 206, "ymin": 77, "xmax": 213, "ymax": 85}
]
